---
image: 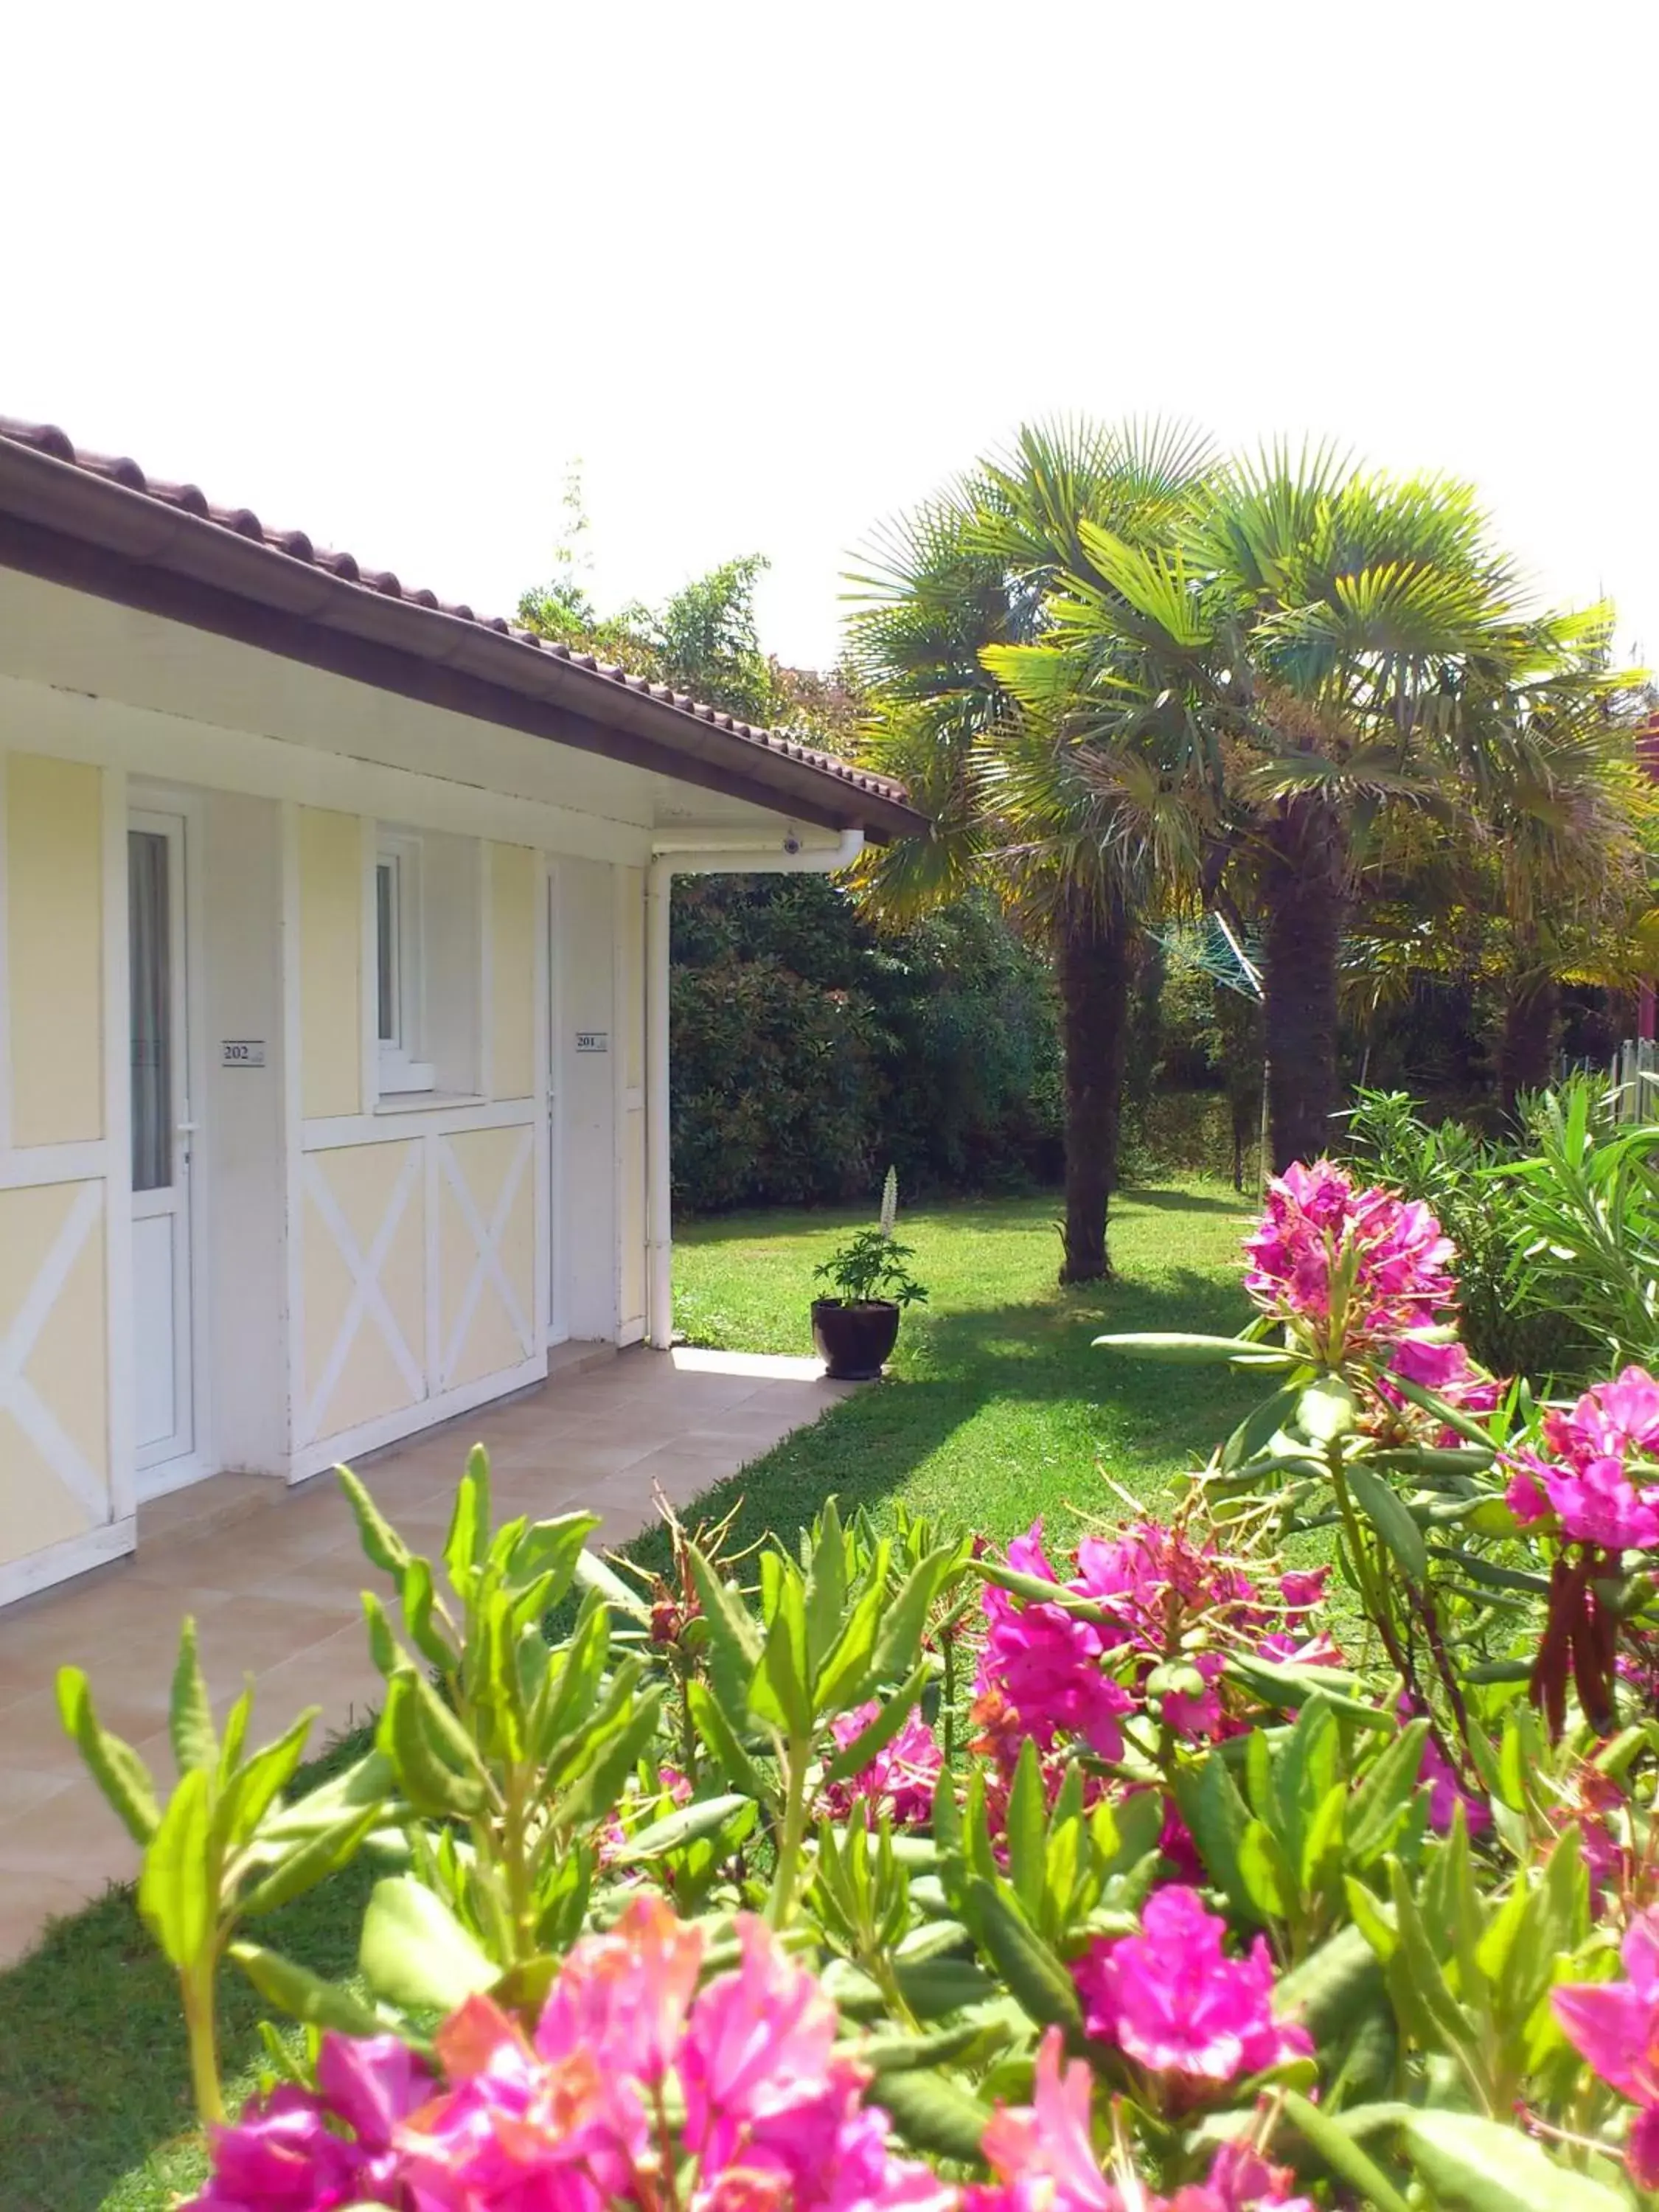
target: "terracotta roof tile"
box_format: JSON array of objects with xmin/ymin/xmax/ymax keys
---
[{"xmin": 0, "ymin": 417, "xmax": 908, "ymax": 810}]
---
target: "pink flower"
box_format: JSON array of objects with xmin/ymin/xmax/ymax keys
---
[
  {"xmin": 1173, "ymin": 2143, "xmax": 1316, "ymax": 2211},
  {"xmin": 826, "ymin": 1702, "xmax": 943, "ymax": 1826},
  {"xmin": 184, "ymin": 2034, "xmax": 431, "ymax": 2211},
  {"xmin": 1554, "ymin": 1909, "xmax": 1659, "ymax": 2188},
  {"xmin": 978, "ymin": 2028, "xmax": 1119, "ymax": 2212},
  {"xmin": 979, "ymin": 1523, "xmax": 1137, "ymax": 1759},
  {"xmin": 391, "ymin": 1900, "xmax": 950, "ymax": 2211},
  {"xmin": 1074, "ymin": 1887, "xmax": 1311, "ymax": 2093},
  {"xmin": 536, "ymin": 1889, "xmax": 703, "ymax": 2084},
  {"xmin": 1277, "ymin": 1568, "xmax": 1328, "ymax": 1614},
  {"xmin": 1512, "ymin": 1370, "xmax": 1659, "ymax": 1551},
  {"xmin": 1420, "ymin": 1735, "xmax": 1490, "ymax": 1837},
  {"xmin": 182, "ymin": 2088, "xmax": 365, "ymax": 2211},
  {"xmin": 1243, "ymin": 1160, "xmax": 1457, "ymax": 1366}
]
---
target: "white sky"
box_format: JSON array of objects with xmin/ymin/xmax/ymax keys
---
[{"xmin": 5, "ymin": 1, "xmax": 1657, "ymax": 674}]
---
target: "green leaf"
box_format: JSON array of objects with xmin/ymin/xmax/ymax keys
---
[
  {"xmin": 869, "ymin": 2067, "xmax": 995, "ymax": 2163},
  {"xmin": 398, "ymin": 1556, "xmax": 456, "ymax": 1672},
  {"xmin": 218, "ymin": 1709, "xmax": 319, "ymax": 1847},
  {"xmin": 238, "ymin": 1803, "xmax": 383, "ymax": 1917},
  {"xmin": 869, "ymin": 1543, "xmax": 965, "ymax": 1688},
  {"xmin": 1003, "ymin": 1739, "xmax": 1048, "ymax": 1923},
  {"xmin": 443, "ymin": 1445, "xmax": 491, "ymax": 1590},
  {"xmin": 574, "ymin": 1548, "xmax": 653, "ymax": 1624},
  {"xmin": 1237, "ymin": 1819, "xmax": 1294, "ymax": 1921},
  {"xmin": 803, "ymin": 1500, "xmax": 849, "ymax": 1680},
  {"xmin": 1280, "ymin": 2089, "xmax": 1411, "ymax": 2212},
  {"xmin": 967, "ymin": 1879, "xmax": 1085, "ymax": 2040},
  {"xmin": 229, "ymin": 1940, "xmax": 389, "ymax": 2038},
  {"xmin": 378, "ymin": 1671, "xmax": 487, "ymax": 1818},
  {"xmin": 1174, "ymin": 1753, "xmax": 1256, "ymax": 1922},
  {"xmin": 1344, "ymin": 1464, "xmax": 1427, "ymax": 1584},
  {"xmin": 506, "ymin": 1512, "xmax": 599, "ymax": 1606},
  {"xmin": 55, "ymin": 1668, "xmax": 161, "ymax": 1845},
  {"xmin": 689, "ymin": 1546, "xmax": 765, "ymax": 1712},
  {"xmin": 336, "ymin": 1464, "xmax": 413, "ymax": 1578},
  {"xmin": 1091, "ymin": 1330, "xmax": 1292, "ymax": 1367},
  {"xmin": 137, "ymin": 1767, "xmax": 213, "ymax": 1969},
  {"xmin": 686, "ymin": 1679, "xmax": 776, "ymax": 1806},
  {"xmin": 168, "ymin": 1618, "xmax": 217, "ymax": 1776},
  {"xmin": 813, "ymin": 1571, "xmax": 888, "ymax": 1717},
  {"xmin": 750, "ymin": 1572, "xmax": 812, "ymax": 1739},
  {"xmin": 606, "ymin": 1792, "xmax": 754, "ymax": 1865},
  {"xmin": 852, "ymin": 2020, "xmax": 995, "ymax": 2073},
  {"xmin": 1276, "ymin": 1921, "xmax": 1385, "ymax": 2048},
  {"xmin": 1403, "ymin": 2110, "xmax": 1630, "ymax": 2211},
  {"xmin": 1297, "ymin": 1375, "xmax": 1358, "ymax": 1441},
  {"xmin": 359, "ymin": 1875, "xmax": 497, "ymax": 2011},
  {"xmin": 1222, "ymin": 1380, "xmax": 1305, "ymax": 1472},
  {"xmin": 1349, "ymin": 1719, "xmax": 1430, "ymax": 1864},
  {"xmin": 1223, "ymin": 1652, "xmax": 1395, "ymax": 1732}
]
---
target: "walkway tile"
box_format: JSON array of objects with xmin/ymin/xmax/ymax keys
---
[{"xmin": 0, "ymin": 1345, "xmax": 852, "ymax": 1966}]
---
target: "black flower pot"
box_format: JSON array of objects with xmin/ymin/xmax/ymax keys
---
[{"xmin": 811, "ymin": 1298, "xmax": 901, "ymax": 1381}]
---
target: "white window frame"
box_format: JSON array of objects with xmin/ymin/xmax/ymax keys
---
[{"xmin": 375, "ymin": 831, "xmax": 435, "ymax": 1095}]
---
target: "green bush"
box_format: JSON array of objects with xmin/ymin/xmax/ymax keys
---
[
  {"xmin": 669, "ymin": 880, "xmax": 1062, "ymax": 1212},
  {"xmin": 1341, "ymin": 1079, "xmax": 1658, "ymax": 1387}
]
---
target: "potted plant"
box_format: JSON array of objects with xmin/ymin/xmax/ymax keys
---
[{"xmin": 811, "ymin": 1169, "xmax": 928, "ymax": 1380}]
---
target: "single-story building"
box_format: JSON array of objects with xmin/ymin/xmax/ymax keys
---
[{"xmin": 0, "ymin": 418, "xmax": 920, "ymax": 1607}]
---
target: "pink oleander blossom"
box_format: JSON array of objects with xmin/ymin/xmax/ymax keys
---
[
  {"xmin": 1243, "ymin": 1159, "xmax": 1458, "ymax": 1367},
  {"xmin": 1554, "ymin": 1907, "xmax": 1659, "ymax": 2188},
  {"xmin": 972, "ymin": 2031, "xmax": 1311, "ymax": 2212},
  {"xmin": 1509, "ymin": 1369, "xmax": 1659, "ymax": 1551},
  {"xmin": 182, "ymin": 2034, "xmax": 431, "ymax": 2211},
  {"xmin": 825, "ymin": 1702, "xmax": 943, "ymax": 1826},
  {"xmin": 1073, "ymin": 1887, "xmax": 1311, "ymax": 2096},
  {"xmin": 976, "ymin": 1518, "xmax": 1339, "ymax": 1773},
  {"xmin": 978, "ymin": 1521, "xmax": 1137, "ymax": 1760},
  {"xmin": 393, "ymin": 1895, "xmax": 950, "ymax": 2212}
]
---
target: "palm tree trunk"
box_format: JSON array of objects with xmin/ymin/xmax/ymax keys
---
[
  {"xmin": 1053, "ymin": 885, "xmax": 1132, "ymax": 1284},
  {"xmin": 1498, "ymin": 973, "xmax": 1559, "ymax": 1116},
  {"xmin": 1260, "ymin": 794, "xmax": 1346, "ymax": 1172}
]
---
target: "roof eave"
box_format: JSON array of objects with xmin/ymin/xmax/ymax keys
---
[{"xmin": 0, "ymin": 437, "xmax": 924, "ymax": 844}]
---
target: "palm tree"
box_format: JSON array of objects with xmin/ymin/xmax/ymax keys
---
[
  {"xmin": 1004, "ymin": 448, "xmax": 1618, "ymax": 1169},
  {"xmin": 845, "ymin": 419, "xmax": 1217, "ymax": 1281}
]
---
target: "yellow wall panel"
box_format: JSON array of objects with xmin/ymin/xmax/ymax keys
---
[
  {"xmin": 490, "ymin": 843, "xmax": 536, "ymax": 1102},
  {"xmin": 302, "ymin": 1141, "xmax": 425, "ymax": 1440},
  {"xmin": 7, "ymin": 753, "xmax": 103, "ymax": 1146},
  {"xmin": 298, "ymin": 807, "xmax": 362, "ymax": 1119},
  {"xmin": 441, "ymin": 1125, "xmax": 535, "ymax": 1388},
  {"xmin": 0, "ymin": 1180, "xmax": 108, "ymax": 1565}
]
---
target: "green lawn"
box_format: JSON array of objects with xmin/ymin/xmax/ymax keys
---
[
  {"xmin": 0, "ymin": 1181, "xmax": 1258, "ymax": 2212},
  {"xmin": 669, "ymin": 1182, "xmax": 1262, "ymax": 1554}
]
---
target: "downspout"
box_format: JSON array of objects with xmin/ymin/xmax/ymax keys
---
[{"xmin": 645, "ymin": 827, "xmax": 864, "ymax": 1349}]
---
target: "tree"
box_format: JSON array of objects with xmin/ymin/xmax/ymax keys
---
[
  {"xmin": 1008, "ymin": 448, "xmax": 1627, "ymax": 1169},
  {"xmin": 846, "ymin": 418, "xmax": 1217, "ymax": 1281}
]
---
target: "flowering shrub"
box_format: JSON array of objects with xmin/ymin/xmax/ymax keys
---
[{"xmin": 59, "ymin": 1159, "xmax": 1659, "ymax": 2211}]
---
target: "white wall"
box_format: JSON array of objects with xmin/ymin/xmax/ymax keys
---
[
  {"xmin": 201, "ymin": 790, "xmax": 288, "ymax": 1474},
  {"xmin": 557, "ymin": 858, "xmax": 620, "ymax": 1343}
]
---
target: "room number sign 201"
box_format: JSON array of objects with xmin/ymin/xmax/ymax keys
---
[{"xmin": 575, "ymin": 1032, "xmax": 609, "ymax": 1053}]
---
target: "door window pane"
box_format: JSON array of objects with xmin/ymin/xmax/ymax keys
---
[
  {"xmin": 376, "ymin": 859, "xmax": 398, "ymax": 1044},
  {"xmin": 129, "ymin": 830, "xmax": 172, "ymax": 1192}
]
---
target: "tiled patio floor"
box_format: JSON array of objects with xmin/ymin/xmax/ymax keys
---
[{"xmin": 0, "ymin": 1345, "xmax": 849, "ymax": 1967}]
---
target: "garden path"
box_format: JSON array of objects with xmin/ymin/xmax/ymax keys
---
[{"xmin": 0, "ymin": 1346, "xmax": 848, "ymax": 1965}]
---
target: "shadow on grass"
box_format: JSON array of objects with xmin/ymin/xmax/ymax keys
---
[
  {"xmin": 0, "ymin": 1262, "xmax": 1255, "ymax": 2212},
  {"xmin": 610, "ymin": 1265, "xmax": 1256, "ymax": 1585},
  {"xmin": 1117, "ymin": 1184, "xmax": 1253, "ymax": 1217}
]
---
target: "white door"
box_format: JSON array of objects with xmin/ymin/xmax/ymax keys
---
[
  {"xmin": 129, "ymin": 810, "xmax": 196, "ymax": 1488},
  {"xmin": 546, "ymin": 870, "xmax": 563, "ymax": 1342}
]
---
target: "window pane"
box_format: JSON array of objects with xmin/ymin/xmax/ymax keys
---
[
  {"xmin": 376, "ymin": 860, "xmax": 397, "ymax": 1043},
  {"xmin": 129, "ymin": 830, "xmax": 173, "ymax": 1192}
]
